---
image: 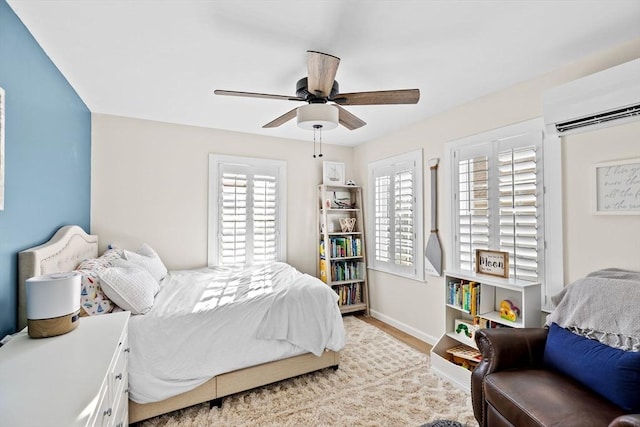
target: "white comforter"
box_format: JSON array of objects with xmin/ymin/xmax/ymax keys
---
[{"xmin": 127, "ymin": 262, "xmax": 345, "ymax": 403}]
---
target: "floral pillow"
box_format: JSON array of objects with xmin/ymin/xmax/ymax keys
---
[
  {"xmin": 77, "ymin": 248, "xmax": 123, "ymax": 271},
  {"xmin": 76, "ymin": 248, "xmax": 124, "ymax": 316},
  {"xmin": 77, "ymin": 268, "xmax": 114, "ymax": 316}
]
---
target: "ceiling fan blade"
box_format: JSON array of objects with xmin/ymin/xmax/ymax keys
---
[
  {"xmin": 307, "ymin": 51, "xmax": 340, "ymax": 98},
  {"xmin": 262, "ymin": 107, "xmax": 298, "ymax": 128},
  {"xmin": 332, "ymin": 89, "xmax": 420, "ymax": 105},
  {"xmin": 335, "ymin": 105, "xmax": 366, "ymax": 130},
  {"xmin": 214, "ymin": 89, "xmax": 305, "ymax": 102}
]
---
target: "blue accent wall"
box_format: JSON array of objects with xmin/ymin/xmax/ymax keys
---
[{"xmin": 0, "ymin": 1, "xmax": 91, "ymax": 336}]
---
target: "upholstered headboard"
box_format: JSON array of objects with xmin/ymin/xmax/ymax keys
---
[{"xmin": 17, "ymin": 225, "xmax": 98, "ymax": 330}]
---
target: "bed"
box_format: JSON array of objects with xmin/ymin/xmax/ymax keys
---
[{"xmin": 18, "ymin": 225, "xmax": 345, "ymax": 423}]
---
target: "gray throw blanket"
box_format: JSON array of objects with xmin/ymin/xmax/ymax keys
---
[{"xmin": 545, "ymin": 268, "xmax": 640, "ymax": 351}]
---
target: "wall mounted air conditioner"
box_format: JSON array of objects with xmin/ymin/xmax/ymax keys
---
[{"xmin": 542, "ymin": 58, "xmax": 640, "ymax": 135}]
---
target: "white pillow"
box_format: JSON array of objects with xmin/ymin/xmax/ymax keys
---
[
  {"xmin": 124, "ymin": 243, "xmax": 168, "ymax": 283},
  {"xmin": 99, "ymin": 259, "xmax": 160, "ymax": 315}
]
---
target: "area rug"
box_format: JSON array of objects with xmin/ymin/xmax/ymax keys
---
[{"xmin": 139, "ymin": 316, "xmax": 477, "ymax": 427}]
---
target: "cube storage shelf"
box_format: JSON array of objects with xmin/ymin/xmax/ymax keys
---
[
  {"xmin": 317, "ymin": 184, "xmax": 369, "ymax": 315},
  {"xmin": 431, "ymin": 269, "xmax": 541, "ymax": 391}
]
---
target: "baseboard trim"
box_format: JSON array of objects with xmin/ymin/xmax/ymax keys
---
[{"xmin": 369, "ymin": 309, "xmax": 439, "ymax": 346}]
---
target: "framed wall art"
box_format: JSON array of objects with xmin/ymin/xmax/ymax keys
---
[
  {"xmin": 592, "ymin": 157, "xmax": 640, "ymax": 215},
  {"xmin": 323, "ymin": 161, "xmax": 345, "ymax": 185}
]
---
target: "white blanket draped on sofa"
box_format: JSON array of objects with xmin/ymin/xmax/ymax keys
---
[{"xmin": 128, "ymin": 262, "xmax": 345, "ymax": 403}]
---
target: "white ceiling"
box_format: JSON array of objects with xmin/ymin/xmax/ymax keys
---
[{"xmin": 7, "ymin": 0, "xmax": 640, "ymax": 146}]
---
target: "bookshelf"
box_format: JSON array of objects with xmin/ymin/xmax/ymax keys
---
[
  {"xmin": 431, "ymin": 270, "xmax": 541, "ymax": 391},
  {"xmin": 317, "ymin": 184, "xmax": 369, "ymax": 315}
]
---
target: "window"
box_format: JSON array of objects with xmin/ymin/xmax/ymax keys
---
[
  {"xmin": 368, "ymin": 149, "xmax": 423, "ymax": 280},
  {"xmin": 208, "ymin": 154, "xmax": 286, "ymax": 266},
  {"xmin": 447, "ymin": 118, "xmax": 563, "ymax": 309},
  {"xmin": 456, "ymin": 136, "xmax": 542, "ymax": 280}
]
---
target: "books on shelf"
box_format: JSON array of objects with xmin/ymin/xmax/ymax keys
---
[
  {"xmin": 333, "ymin": 283, "xmax": 362, "ymax": 306},
  {"xmin": 319, "ymin": 237, "xmax": 362, "ymax": 259},
  {"xmin": 475, "ymin": 318, "xmax": 510, "ymax": 329},
  {"xmin": 319, "ymin": 240, "xmax": 362, "ymax": 282},
  {"xmin": 447, "ymin": 279, "xmax": 480, "ymax": 315},
  {"xmin": 330, "ymin": 260, "xmax": 361, "ymax": 282},
  {"xmin": 326, "ymin": 236, "xmax": 362, "ymax": 258}
]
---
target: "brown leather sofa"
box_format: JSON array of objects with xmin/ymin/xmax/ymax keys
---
[{"xmin": 471, "ymin": 327, "xmax": 640, "ymax": 427}]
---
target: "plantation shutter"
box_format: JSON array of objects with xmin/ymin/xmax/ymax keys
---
[
  {"xmin": 374, "ymin": 172, "xmax": 392, "ymax": 263},
  {"xmin": 221, "ymin": 171, "xmax": 248, "ymax": 265},
  {"xmin": 212, "ymin": 156, "xmax": 286, "ymax": 267},
  {"xmin": 457, "ymin": 154, "xmax": 490, "ymax": 271},
  {"xmin": 394, "ymin": 168, "xmax": 414, "ymax": 266},
  {"xmin": 453, "ymin": 132, "xmax": 543, "ymax": 282},
  {"xmin": 498, "ymin": 144, "xmax": 540, "ymax": 281},
  {"xmin": 369, "ymin": 152, "xmax": 422, "ymax": 279},
  {"xmin": 252, "ymin": 174, "xmax": 278, "ymax": 263}
]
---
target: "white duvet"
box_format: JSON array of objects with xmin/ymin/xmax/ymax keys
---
[{"xmin": 127, "ymin": 262, "xmax": 346, "ymax": 403}]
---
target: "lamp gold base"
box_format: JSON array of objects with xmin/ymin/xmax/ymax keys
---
[{"xmin": 28, "ymin": 310, "xmax": 80, "ymax": 338}]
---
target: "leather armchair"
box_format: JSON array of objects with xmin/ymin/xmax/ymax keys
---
[{"xmin": 471, "ymin": 327, "xmax": 640, "ymax": 427}]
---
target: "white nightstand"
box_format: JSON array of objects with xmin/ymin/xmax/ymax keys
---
[{"xmin": 0, "ymin": 311, "xmax": 130, "ymax": 427}]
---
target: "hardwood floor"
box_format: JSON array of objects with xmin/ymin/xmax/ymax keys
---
[{"xmin": 355, "ymin": 314, "xmax": 432, "ymax": 355}]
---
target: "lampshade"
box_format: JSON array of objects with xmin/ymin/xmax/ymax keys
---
[{"xmin": 297, "ymin": 104, "xmax": 339, "ymax": 130}]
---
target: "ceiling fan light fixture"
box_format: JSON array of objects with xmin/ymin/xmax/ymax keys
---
[{"xmin": 296, "ymin": 104, "xmax": 339, "ymax": 130}]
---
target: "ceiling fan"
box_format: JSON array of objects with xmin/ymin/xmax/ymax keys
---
[{"xmin": 214, "ymin": 50, "xmax": 420, "ymax": 131}]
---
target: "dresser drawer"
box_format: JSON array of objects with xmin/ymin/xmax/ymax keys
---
[
  {"xmin": 111, "ymin": 331, "xmax": 129, "ymax": 395},
  {"xmin": 112, "ymin": 394, "xmax": 129, "ymax": 427},
  {"xmin": 109, "ymin": 328, "xmax": 129, "ymax": 426},
  {"xmin": 91, "ymin": 382, "xmax": 112, "ymax": 427}
]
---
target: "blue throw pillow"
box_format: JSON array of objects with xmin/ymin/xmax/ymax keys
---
[{"xmin": 544, "ymin": 323, "xmax": 640, "ymax": 412}]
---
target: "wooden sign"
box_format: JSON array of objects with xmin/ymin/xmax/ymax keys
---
[{"xmin": 475, "ymin": 250, "xmax": 509, "ymax": 278}]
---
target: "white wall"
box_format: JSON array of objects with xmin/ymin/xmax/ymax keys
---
[
  {"xmin": 562, "ymin": 120, "xmax": 640, "ymax": 282},
  {"xmin": 352, "ymin": 38, "xmax": 640, "ymax": 344},
  {"xmin": 91, "ymin": 114, "xmax": 353, "ymax": 275}
]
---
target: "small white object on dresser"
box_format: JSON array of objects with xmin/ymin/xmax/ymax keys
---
[{"xmin": 0, "ymin": 311, "xmax": 130, "ymax": 427}]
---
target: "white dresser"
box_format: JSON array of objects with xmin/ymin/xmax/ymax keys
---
[{"xmin": 0, "ymin": 311, "xmax": 130, "ymax": 427}]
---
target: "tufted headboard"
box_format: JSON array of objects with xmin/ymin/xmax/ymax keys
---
[{"xmin": 17, "ymin": 225, "xmax": 98, "ymax": 330}]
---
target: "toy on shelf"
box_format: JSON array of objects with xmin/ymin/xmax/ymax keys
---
[
  {"xmin": 499, "ymin": 299, "xmax": 520, "ymax": 322},
  {"xmin": 456, "ymin": 323, "xmax": 472, "ymax": 338}
]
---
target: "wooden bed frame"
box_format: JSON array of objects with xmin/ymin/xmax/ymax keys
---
[{"xmin": 18, "ymin": 225, "xmax": 340, "ymax": 423}]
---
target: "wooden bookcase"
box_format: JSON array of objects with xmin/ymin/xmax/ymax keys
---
[
  {"xmin": 431, "ymin": 269, "xmax": 541, "ymax": 391},
  {"xmin": 317, "ymin": 184, "xmax": 369, "ymax": 315}
]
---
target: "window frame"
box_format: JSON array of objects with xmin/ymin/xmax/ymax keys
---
[
  {"xmin": 208, "ymin": 154, "xmax": 287, "ymax": 267},
  {"xmin": 445, "ymin": 117, "xmax": 563, "ymax": 311},
  {"xmin": 367, "ymin": 149, "xmax": 424, "ymax": 281}
]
